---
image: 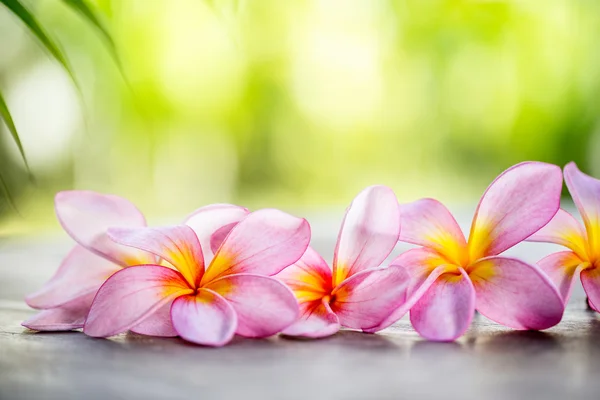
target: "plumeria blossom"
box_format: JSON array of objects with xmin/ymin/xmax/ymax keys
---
[
  {"xmin": 83, "ymin": 209, "xmax": 310, "ymax": 346},
  {"xmin": 23, "ymin": 190, "xmax": 249, "ymax": 334},
  {"xmin": 528, "ymin": 162, "xmax": 600, "ymax": 309},
  {"xmin": 276, "ymin": 185, "xmax": 410, "ymax": 338},
  {"xmin": 368, "ymin": 162, "xmax": 565, "ymax": 341}
]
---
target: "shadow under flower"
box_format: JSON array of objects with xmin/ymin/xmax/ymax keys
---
[
  {"xmin": 469, "ymin": 329, "xmax": 564, "ymax": 354},
  {"xmin": 280, "ymin": 329, "xmax": 400, "ymax": 351}
]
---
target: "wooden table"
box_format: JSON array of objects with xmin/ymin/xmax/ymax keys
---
[{"xmin": 1, "ymin": 225, "xmax": 598, "ymax": 399}]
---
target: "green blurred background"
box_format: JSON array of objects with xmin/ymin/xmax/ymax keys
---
[{"xmin": 1, "ymin": 0, "xmax": 598, "ymax": 234}]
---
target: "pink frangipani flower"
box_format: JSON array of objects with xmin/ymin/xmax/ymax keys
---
[
  {"xmin": 368, "ymin": 162, "xmax": 565, "ymax": 341},
  {"xmin": 528, "ymin": 162, "xmax": 600, "ymax": 309},
  {"xmin": 276, "ymin": 186, "xmax": 410, "ymax": 338},
  {"xmin": 83, "ymin": 209, "xmax": 310, "ymax": 346},
  {"xmin": 23, "ymin": 190, "xmax": 249, "ymax": 334}
]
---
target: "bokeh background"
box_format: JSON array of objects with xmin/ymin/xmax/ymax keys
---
[{"xmin": 1, "ymin": 0, "xmax": 599, "ymax": 235}]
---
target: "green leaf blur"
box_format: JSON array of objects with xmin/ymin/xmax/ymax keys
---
[{"xmin": 0, "ymin": 0, "xmax": 598, "ymax": 231}]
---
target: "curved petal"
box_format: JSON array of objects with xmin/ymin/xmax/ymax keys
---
[
  {"xmin": 282, "ymin": 298, "xmax": 340, "ymax": 338},
  {"xmin": 210, "ymin": 225, "xmax": 237, "ymax": 256},
  {"xmin": 84, "ymin": 266, "xmax": 192, "ymax": 337},
  {"xmin": 170, "ymin": 289, "xmax": 237, "ymax": 347},
  {"xmin": 398, "ymin": 198, "xmax": 467, "ymax": 265},
  {"xmin": 581, "ymin": 267, "xmax": 600, "ymax": 312},
  {"xmin": 389, "ymin": 248, "xmax": 455, "ymax": 294},
  {"xmin": 205, "ymin": 274, "xmax": 299, "ymax": 337},
  {"xmin": 22, "ymin": 293, "xmax": 95, "ymax": 331},
  {"xmin": 130, "ymin": 301, "xmax": 178, "ymax": 337},
  {"xmin": 330, "ymin": 266, "xmax": 410, "ymax": 330},
  {"xmin": 184, "ymin": 204, "xmax": 250, "ymax": 261},
  {"xmin": 332, "ymin": 185, "xmax": 400, "ymax": 285},
  {"xmin": 108, "ymin": 226, "xmax": 204, "ymax": 288},
  {"xmin": 202, "ymin": 209, "xmax": 311, "ymax": 283},
  {"xmin": 364, "ymin": 264, "xmax": 451, "ymax": 333},
  {"xmin": 410, "ymin": 268, "xmax": 475, "ymax": 341},
  {"xmin": 470, "ymin": 256, "xmax": 564, "ymax": 330},
  {"xmin": 25, "ymin": 245, "xmax": 120, "ymax": 309},
  {"xmin": 538, "ymin": 251, "xmax": 584, "ymax": 303},
  {"xmin": 527, "ymin": 209, "xmax": 588, "ymax": 259},
  {"xmin": 55, "ymin": 191, "xmax": 151, "ymax": 266},
  {"xmin": 468, "ymin": 162, "xmax": 563, "ymax": 259},
  {"xmin": 564, "ymin": 162, "xmax": 600, "ymax": 258},
  {"xmin": 275, "ymin": 247, "xmax": 332, "ymax": 303}
]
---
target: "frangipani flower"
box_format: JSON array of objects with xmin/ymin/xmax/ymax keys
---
[
  {"xmin": 23, "ymin": 190, "xmax": 248, "ymax": 334},
  {"xmin": 528, "ymin": 162, "xmax": 600, "ymax": 309},
  {"xmin": 368, "ymin": 162, "xmax": 565, "ymax": 341},
  {"xmin": 83, "ymin": 209, "xmax": 310, "ymax": 346},
  {"xmin": 276, "ymin": 186, "xmax": 410, "ymax": 338}
]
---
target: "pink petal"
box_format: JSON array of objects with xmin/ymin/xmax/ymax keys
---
[
  {"xmin": 388, "ymin": 248, "xmax": 453, "ymax": 293},
  {"xmin": 170, "ymin": 289, "xmax": 237, "ymax": 347},
  {"xmin": 527, "ymin": 209, "xmax": 588, "ymax": 258},
  {"xmin": 364, "ymin": 264, "xmax": 451, "ymax": 333},
  {"xmin": 202, "ymin": 209, "xmax": 311, "ymax": 283},
  {"xmin": 330, "ymin": 266, "xmax": 410, "ymax": 330},
  {"xmin": 108, "ymin": 225, "xmax": 204, "ymax": 288},
  {"xmin": 538, "ymin": 251, "xmax": 584, "ymax": 303},
  {"xmin": 363, "ymin": 247, "xmax": 456, "ymax": 333},
  {"xmin": 205, "ymin": 273, "xmax": 299, "ymax": 337},
  {"xmin": 55, "ymin": 190, "xmax": 151, "ymax": 266},
  {"xmin": 130, "ymin": 301, "xmax": 178, "ymax": 337},
  {"xmin": 332, "ymin": 185, "xmax": 400, "ymax": 285},
  {"xmin": 410, "ymin": 268, "xmax": 475, "ymax": 341},
  {"xmin": 22, "ymin": 293, "xmax": 95, "ymax": 331},
  {"xmin": 84, "ymin": 266, "xmax": 192, "ymax": 337},
  {"xmin": 210, "ymin": 225, "xmax": 237, "ymax": 256},
  {"xmin": 468, "ymin": 162, "xmax": 563, "ymax": 259},
  {"xmin": 282, "ymin": 299, "xmax": 340, "ymax": 338},
  {"xmin": 184, "ymin": 203, "xmax": 249, "ymax": 261},
  {"xmin": 564, "ymin": 162, "xmax": 600, "ymax": 257},
  {"xmin": 25, "ymin": 245, "xmax": 120, "ymax": 309},
  {"xmin": 580, "ymin": 267, "xmax": 600, "ymax": 312},
  {"xmin": 398, "ymin": 198, "xmax": 467, "ymax": 265},
  {"xmin": 275, "ymin": 247, "xmax": 332, "ymax": 302},
  {"xmin": 470, "ymin": 256, "xmax": 564, "ymax": 330}
]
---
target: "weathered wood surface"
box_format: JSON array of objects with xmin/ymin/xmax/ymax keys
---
[{"xmin": 1, "ymin": 226, "xmax": 598, "ymax": 400}]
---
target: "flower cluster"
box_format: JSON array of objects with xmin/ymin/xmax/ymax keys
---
[{"xmin": 22, "ymin": 161, "xmax": 600, "ymax": 345}]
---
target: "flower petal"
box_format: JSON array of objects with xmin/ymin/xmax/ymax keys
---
[
  {"xmin": 170, "ymin": 289, "xmax": 237, "ymax": 347},
  {"xmin": 22, "ymin": 293, "xmax": 95, "ymax": 331},
  {"xmin": 25, "ymin": 245, "xmax": 120, "ymax": 309},
  {"xmin": 527, "ymin": 209, "xmax": 588, "ymax": 259},
  {"xmin": 55, "ymin": 190, "xmax": 151, "ymax": 266},
  {"xmin": 108, "ymin": 225, "xmax": 204, "ymax": 288},
  {"xmin": 580, "ymin": 267, "xmax": 600, "ymax": 312},
  {"xmin": 84, "ymin": 266, "xmax": 192, "ymax": 337},
  {"xmin": 468, "ymin": 162, "xmax": 563, "ymax": 259},
  {"xmin": 389, "ymin": 248, "xmax": 452, "ymax": 293},
  {"xmin": 130, "ymin": 301, "xmax": 178, "ymax": 337},
  {"xmin": 332, "ymin": 185, "xmax": 400, "ymax": 285},
  {"xmin": 330, "ymin": 266, "xmax": 410, "ymax": 330},
  {"xmin": 470, "ymin": 256, "xmax": 564, "ymax": 330},
  {"xmin": 362, "ymin": 248, "xmax": 456, "ymax": 333},
  {"xmin": 184, "ymin": 204, "xmax": 250, "ymax": 261},
  {"xmin": 364, "ymin": 264, "xmax": 451, "ymax": 333},
  {"xmin": 275, "ymin": 247, "xmax": 332, "ymax": 303},
  {"xmin": 205, "ymin": 274, "xmax": 299, "ymax": 337},
  {"xmin": 202, "ymin": 209, "xmax": 310, "ymax": 283},
  {"xmin": 282, "ymin": 299, "xmax": 340, "ymax": 338},
  {"xmin": 564, "ymin": 162, "xmax": 600, "ymax": 258},
  {"xmin": 538, "ymin": 251, "xmax": 584, "ymax": 303},
  {"xmin": 398, "ymin": 198, "xmax": 467, "ymax": 265},
  {"xmin": 410, "ymin": 268, "xmax": 475, "ymax": 341}
]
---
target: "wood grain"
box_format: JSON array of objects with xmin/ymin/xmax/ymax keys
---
[{"xmin": 1, "ymin": 227, "xmax": 597, "ymax": 400}]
